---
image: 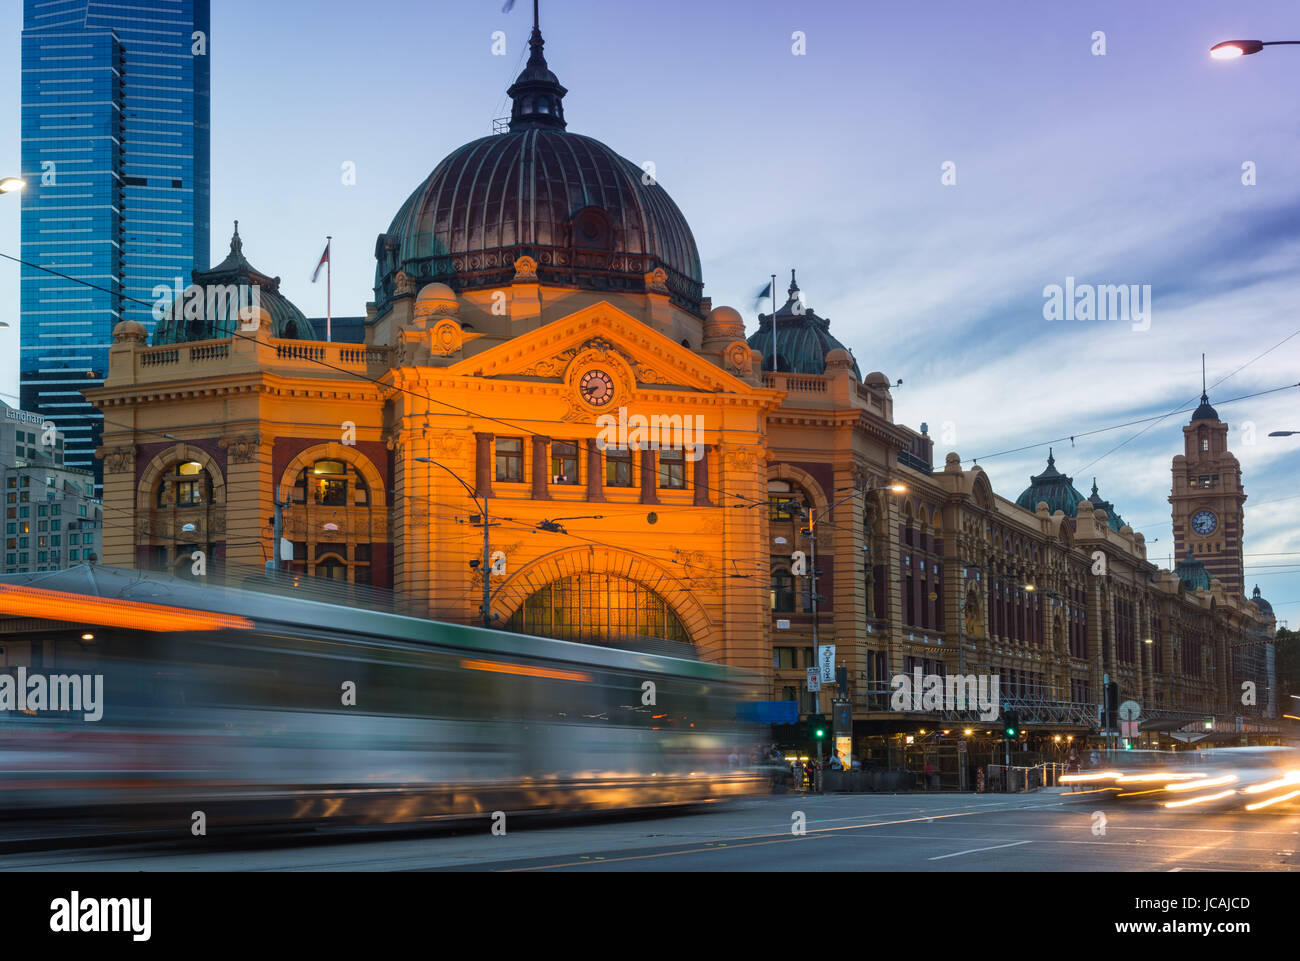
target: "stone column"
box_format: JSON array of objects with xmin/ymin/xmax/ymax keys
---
[
  {"xmin": 475, "ymin": 432, "xmax": 494, "ymax": 499},
  {"xmin": 585, "ymin": 439, "xmax": 605, "ymax": 502},
  {"xmin": 692, "ymin": 445, "xmax": 712, "ymax": 507},
  {"xmin": 531, "ymin": 436, "xmax": 550, "ymax": 500},
  {"xmin": 640, "ymin": 448, "xmax": 659, "ymax": 504}
]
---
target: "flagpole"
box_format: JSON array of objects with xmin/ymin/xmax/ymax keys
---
[
  {"xmin": 326, "ymin": 236, "xmax": 332, "ymax": 343},
  {"xmin": 770, "ymin": 272, "xmax": 777, "ymax": 373}
]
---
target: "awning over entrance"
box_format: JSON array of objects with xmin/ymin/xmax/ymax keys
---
[{"xmin": 737, "ymin": 700, "xmax": 799, "ymax": 725}]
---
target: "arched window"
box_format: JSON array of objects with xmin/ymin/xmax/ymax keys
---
[
  {"xmin": 296, "ymin": 459, "xmax": 370, "ymax": 507},
  {"xmin": 157, "ymin": 461, "xmax": 213, "ymax": 508},
  {"xmin": 285, "ymin": 456, "xmax": 379, "ymax": 585},
  {"xmin": 507, "ymin": 573, "xmax": 689, "ymax": 645}
]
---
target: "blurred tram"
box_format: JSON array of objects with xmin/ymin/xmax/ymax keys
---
[{"xmin": 0, "ymin": 567, "xmax": 762, "ymax": 835}]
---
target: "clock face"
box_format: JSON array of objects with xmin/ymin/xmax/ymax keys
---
[
  {"xmin": 579, "ymin": 369, "xmax": 615, "ymax": 407},
  {"xmin": 1191, "ymin": 510, "xmax": 1218, "ymax": 535}
]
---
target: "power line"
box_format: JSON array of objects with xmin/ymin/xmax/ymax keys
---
[
  {"xmin": 964, "ymin": 380, "xmax": 1300, "ymax": 466},
  {"xmin": 1073, "ymin": 331, "xmax": 1300, "ymax": 475}
]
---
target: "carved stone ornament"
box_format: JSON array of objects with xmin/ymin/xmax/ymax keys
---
[
  {"xmin": 645, "ymin": 267, "xmax": 669, "ymax": 294},
  {"xmin": 724, "ymin": 340, "xmax": 752, "ymax": 375},
  {"xmin": 394, "ymin": 271, "xmax": 417, "ymax": 297},
  {"xmin": 393, "ymin": 327, "xmax": 412, "ymax": 367},
  {"xmin": 102, "ymin": 446, "xmax": 137, "ymax": 475},
  {"xmin": 428, "ymin": 431, "xmax": 467, "ymax": 459},
  {"xmin": 430, "ymin": 319, "xmax": 464, "ymax": 356},
  {"xmin": 561, "ymin": 400, "xmax": 591, "ymax": 423},
  {"xmin": 522, "ymin": 347, "xmax": 579, "ymax": 379},
  {"xmin": 220, "ymin": 434, "xmax": 261, "ymax": 464},
  {"xmin": 513, "ymin": 255, "xmax": 539, "ymax": 282},
  {"xmin": 723, "ymin": 446, "xmax": 760, "ymax": 472},
  {"xmin": 633, "ymin": 363, "xmax": 664, "ymax": 385}
]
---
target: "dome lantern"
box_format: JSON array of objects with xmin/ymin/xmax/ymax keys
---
[{"xmin": 507, "ymin": 0, "xmax": 567, "ymax": 132}]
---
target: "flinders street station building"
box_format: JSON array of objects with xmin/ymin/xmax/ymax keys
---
[{"xmin": 85, "ymin": 21, "xmax": 1279, "ymax": 759}]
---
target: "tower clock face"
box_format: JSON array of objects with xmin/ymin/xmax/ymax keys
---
[
  {"xmin": 579, "ymin": 369, "xmax": 615, "ymax": 407},
  {"xmin": 1191, "ymin": 510, "xmax": 1218, "ymax": 535}
]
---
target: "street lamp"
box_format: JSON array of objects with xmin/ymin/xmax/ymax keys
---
[
  {"xmin": 1268, "ymin": 430, "xmax": 1298, "ymax": 437},
  {"xmin": 0, "ymin": 178, "xmax": 24, "ymax": 194},
  {"xmin": 1210, "ymin": 39, "xmax": 1300, "ymax": 59},
  {"xmin": 414, "ymin": 456, "xmax": 495, "ymax": 627}
]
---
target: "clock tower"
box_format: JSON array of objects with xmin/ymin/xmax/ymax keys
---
[{"xmin": 1169, "ymin": 386, "xmax": 1246, "ymax": 594}]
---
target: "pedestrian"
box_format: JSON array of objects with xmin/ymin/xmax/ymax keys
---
[
  {"xmin": 1065, "ymin": 748, "xmax": 1081, "ymax": 792},
  {"xmin": 830, "ymin": 754, "xmax": 842, "ymax": 771},
  {"xmin": 1088, "ymin": 748, "xmax": 1100, "ymax": 769},
  {"xmin": 851, "ymin": 757, "xmax": 861, "ymax": 771},
  {"xmin": 727, "ymin": 748, "xmax": 739, "ymax": 769}
]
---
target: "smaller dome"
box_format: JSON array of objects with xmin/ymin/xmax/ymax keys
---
[
  {"xmin": 1191, "ymin": 391, "xmax": 1219, "ymax": 422},
  {"xmin": 112, "ymin": 320, "xmax": 148, "ymax": 344},
  {"xmin": 153, "ymin": 222, "xmax": 312, "ymax": 345},
  {"xmin": 746, "ymin": 269, "xmax": 861, "ymax": 378},
  {"xmin": 825, "ymin": 348, "xmax": 854, "ymax": 369},
  {"xmin": 415, "ymin": 282, "xmax": 460, "ymax": 317},
  {"xmin": 704, "ymin": 305, "xmax": 745, "ymax": 339},
  {"xmin": 1175, "ymin": 549, "xmax": 1211, "ymax": 592},
  {"xmin": 1251, "ymin": 585, "xmax": 1274, "ymax": 615},
  {"xmin": 864, "ymin": 371, "xmax": 892, "ymax": 390},
  {"xmin": 1015, "ymin": 450, "xmax": 1090, "ymax": 518},
  {"xmin": 1087, "ymin": 478, "xmax": 1127, "ymax": 532}
]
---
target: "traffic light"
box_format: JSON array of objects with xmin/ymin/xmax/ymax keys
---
[
  {"xmin": 807, "ymin": 715, "xmax": 827, "ymax": 742},
  {"xmin": 1003, "ymin": 710, "xmax": 1020, "ymax": 739}
]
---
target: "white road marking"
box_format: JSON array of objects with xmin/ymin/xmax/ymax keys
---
[{"xmin": 928, "ymin": 839, "xmax": 1032, "ymax": 861}]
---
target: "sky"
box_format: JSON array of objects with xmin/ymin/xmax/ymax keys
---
[{"xmin": 0, "ymin": 0, "xmax": 1297, "ymax": 615}]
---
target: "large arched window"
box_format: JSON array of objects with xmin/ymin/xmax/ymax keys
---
[
  {"xmin": 296, "ymin": 459, "xmax": 370, "ymax": 507},
  {"xmin": 508, "ymin": 573, "xmax": 689, "ymax": 645},
  {"xmin": 156, "ymin": 461, "xmax": 214, "ymax": 508},
  {"xmin": 284, "ymin": 455, "xmax": 380, "ymax": 585}
]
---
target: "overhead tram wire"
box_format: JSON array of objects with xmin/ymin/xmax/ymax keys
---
[
  {"xmin": 0, "ymin": 250, "xmax": 770, "ymax": 511},
  {"xmin": 1073, "ymin": 328, "xmax": 1300, "ymax": 476},
  {"xmin": 960, "ymin": 380, "xmax": 1300, "ymax": 466}
]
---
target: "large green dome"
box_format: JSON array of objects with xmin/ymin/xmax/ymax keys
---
[
  {"xmin": 747, "ymin": 271, "xmax": 861, "ymax": 378},
  {"xmin": 372, "ymin": 20, "xmax": 703, "ymax": 318},
  {"xmin": 1015, "ymin": 450, "xmax": 1090, "ymax": 518}
]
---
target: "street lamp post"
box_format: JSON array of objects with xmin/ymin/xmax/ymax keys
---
[
  {"xmin": 1267, "ymin": 430, "xmax": 1298, "ymax": 437},
  {"xmin": 0, "ymin": 178, "xmax": 25, "ymax": 195},
  {"xmin": 1210, "ymin": 39, "xmax": 1300, "ymax": 59},
  {"xmin": 415, "ymin": 456, "xmax": 495, "ymax": 628}
]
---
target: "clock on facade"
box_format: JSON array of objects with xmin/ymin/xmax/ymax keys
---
[
  {"xmin": 579, "ymin": 368, "xmax": 616, "ymax": 407},
  {"xmin": 1191, "ymin": 510, "xmax": 1218, "ymax": 535}
]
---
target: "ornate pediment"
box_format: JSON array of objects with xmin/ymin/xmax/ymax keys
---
[{"xmin": 459, "ymin": 301, "xmax": 755, "ymax": 397}]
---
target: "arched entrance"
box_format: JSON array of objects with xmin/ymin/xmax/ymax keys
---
[{"xmin": 507, "ymin": 572, "xmax": 689, "ymax": 646}]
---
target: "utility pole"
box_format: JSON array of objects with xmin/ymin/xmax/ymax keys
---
[
  {"xmin": 415, "ymin": 456, "xmax": 496, "ymax": 628},
  {"xmin": 267, "ymin": 483, "xmax": 293, "ymax": 576},
  {"xmin": 479, "ymin": 495, "xmax": 492, "ymax": 628}
]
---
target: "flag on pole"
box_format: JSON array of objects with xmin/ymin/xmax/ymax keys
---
[
  {"xmin": 311, "ymin": 240, "xmax": 331, "ymax": 283},
  {"xmin": 752, "ymin": 279, "xmax": 773, "ymax": 310}
]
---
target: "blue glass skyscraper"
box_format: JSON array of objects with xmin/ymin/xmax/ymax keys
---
[{"xmin": 20, "ymin": 0, "xmax": 210, "ymax": 491}]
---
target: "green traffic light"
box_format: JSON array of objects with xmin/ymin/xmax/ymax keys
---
[{"xmin": 815, "ymin": 728, "xmax": 825, "ymax": 738}]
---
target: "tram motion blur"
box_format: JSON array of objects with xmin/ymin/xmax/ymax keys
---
[{"xmin": 0, "ymin": 566, "xmax": 761, "ymax": 836}]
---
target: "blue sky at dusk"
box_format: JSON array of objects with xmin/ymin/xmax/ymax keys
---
[{"xmin": 1, "ymin": 0, "xmax": 1297, "ymax": 611}]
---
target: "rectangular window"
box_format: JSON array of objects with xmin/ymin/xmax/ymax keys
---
[
  {"xmin": 773, "ymin": 647, "xmax": 797, "ymax": 669},
  {"xmin": 658, "ymin": 448, "xmax": 686, "ymax": 489},
  {"xmin": 605, "ymin": 447, "xmax": 634, "ymax": 487},
  {"xmin": 550, "ymin": 441, "xmax": 580, "ymax": 484},
  {"xmin": 495, "ymin": 438, "xmax": 524, "ymax": 483}
]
